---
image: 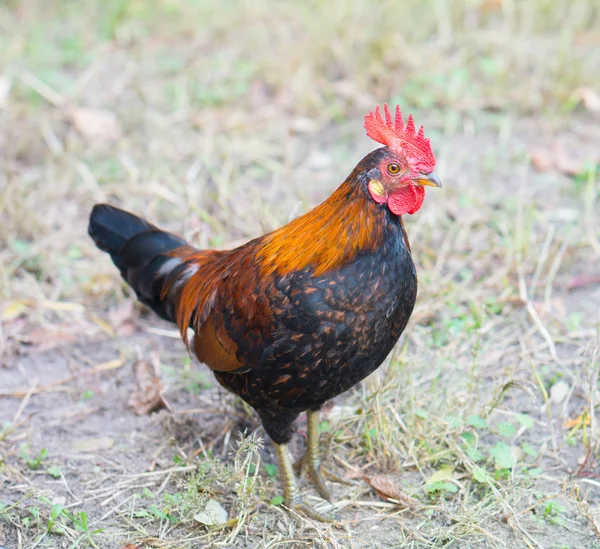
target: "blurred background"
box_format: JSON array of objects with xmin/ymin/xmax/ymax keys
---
[
  {"xmin": 0, "ymin": 1, "xmax": 599, "ymax": 547},
  {"xmin": 1, "ymin": 0, "xmax": 599, "ymax": 313}
]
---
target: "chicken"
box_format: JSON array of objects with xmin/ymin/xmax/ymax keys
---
[{"xmin": 88, "ymin": 104, "xmax": 441, "ymax": 521}]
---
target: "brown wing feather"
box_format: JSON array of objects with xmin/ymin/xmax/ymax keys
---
[
  {"xmin": 166, "ymin": 241, "xmax": 269, "ymax": 373},
  {"xmin": 193, "ymin": 314, "xmax": 249, "ymax": 373}
]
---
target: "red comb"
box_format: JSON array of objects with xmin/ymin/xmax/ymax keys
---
[{"xmin": 364, "ymin": 104, "xmax": 436, "ymax": 173}]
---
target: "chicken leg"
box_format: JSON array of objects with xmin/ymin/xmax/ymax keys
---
[
  {"xmin": 273, "ymin": 442, "xmax": 334, "ymax": 522},
  {"xmin": 293, "ymin": 409, "xmax": 351, "ymax": 501}
]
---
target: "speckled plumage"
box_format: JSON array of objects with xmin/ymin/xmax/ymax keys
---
[
  {"xmin": 213, "ymin": 209, "xmax": 416, "ymax": 443},
  {"xmin": 89, "ymin": 147, "xmax": 420, "ymax": 446}
]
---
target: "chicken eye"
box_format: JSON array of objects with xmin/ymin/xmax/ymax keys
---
[{"xmin": 387, "ymin": 163, "xmax": 400, "ymax": 174}]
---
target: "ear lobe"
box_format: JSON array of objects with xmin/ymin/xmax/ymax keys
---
[{"xmin": 368, "ymin": 179, "xmax": 387, "ymax": 204}]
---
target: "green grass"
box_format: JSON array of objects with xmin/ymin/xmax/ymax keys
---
[{"xmin": 1, "ymin": 0, "xmax": 599, "ymax": 547}]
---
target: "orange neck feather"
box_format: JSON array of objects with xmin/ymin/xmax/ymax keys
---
[{"xmin": 257, "ymin": 178, "xmax": 385, "ymax": 277}]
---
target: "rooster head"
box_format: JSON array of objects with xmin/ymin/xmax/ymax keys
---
[{"xmin": 363, "ymin": 104, "xmax": 441, "ymax": 216}]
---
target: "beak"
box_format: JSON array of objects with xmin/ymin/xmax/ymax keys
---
[{"xmin": 412, "ymin": 171, "xmax": 442, "ymax": 188}]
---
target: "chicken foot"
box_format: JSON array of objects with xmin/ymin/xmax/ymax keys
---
[
  {"xmin": 293, "ymin": 409, "xmax": 351, "ymax": 502},
  {"xmin": 273, "ymin": 442, "xmax": 335, "ymax": 522}
]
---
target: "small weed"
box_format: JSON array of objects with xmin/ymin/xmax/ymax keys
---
[
  {"xmin": 497, "ymin": 422, "xmax": 517, "ymax": 438},
  {"xmin": 129, "ymin": 433, "xmax": 265, "ymax": 532},
  {"xmin": 172, "ymin": 454, "xmax": 187, "ymax": 467},
  {"xmin": 12, "ymin": 497, "xmax": 104, "ymax": 548},
  {"xmin": 21, "ymin": 445, "xmax": 47, "ymax": 470},
  {"xmin": 270, "ymin": 495, "xmax": 284, "ymax": 506},
  {"xmin": 424, "ymin": 481, "xmax": 458, "ymax": 496},
  {"xmin": 80, "ymin": 389, "xmax": 94, "ymax": 401},
  {"xmin": 516, "ymin": 413, "xmax": 534, "ymax": 429},
  {"xmin": 533, "ymin": 500, "xmax": 568, "ymax": 527},
  {"xmin": 46, "ymin": 466, "xmax": 62, "ymax": 479},
  {"xmin": 572, "ymin": 163, "xmax": 599, "ymax": 195},
  {"xmin": 264, "ymin": 463, "xmax": 277, "ymax": 478},
  {"xmin": 466, "ymin": 414, "xmax": 489, "ymax": 430},
  {"xmin": 489, "ymin": 442, "xmax": 516, "ymax": 470},
  {"xmin": 522, "ymin": 442, "xmax": 538, "ymax": 458},
  {"xmin": 62, "ymin": 509, "xmax": 104, "ymax": 548}
]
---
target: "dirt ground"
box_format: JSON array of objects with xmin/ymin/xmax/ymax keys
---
[
  {"xmin": 1, "ymin": 2, "xmax": 600, "ymax": 548},
  {"xmin": 2, "ymin": 114, "xmax": 599, "ymax": 548}
]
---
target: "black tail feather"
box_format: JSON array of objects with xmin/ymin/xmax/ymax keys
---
[{"xmin": 88, "ymin": 204, "xmax": 189, "ymax": 321}]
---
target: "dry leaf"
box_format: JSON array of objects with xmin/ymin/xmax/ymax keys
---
[
  {"xmin": 194, "ymin": 499, "xmax": 228, "ymax": 526},
  {"xmin": 564, "ymin": 415, "xmax": 591, "ymax": 429},
  {"xmin": 530, "ymin": 146, "xmax": 583, "ymax": 175},
  {"xmin": 72, "ymin": 436, "xmax": 114, "ymax": 452},
  {"xmin": 530, "ymin": 140, "xmax": 596, "ymax": 176},
  {"xmin": 21, "ymin": 325, "xmax": 79, "ymax": 351},
  {"xmin": 530, "ymin": 148, "xmax": 554, "ymax": 172},
  {"xmin": 121, "ymin": 545, "xmax": 140, "ymax": 549},
  {"xmin": 362, "ymin": 474, "xmax": 420, "ymax": 508},
  {"xmin": 67, "ymin": 106, "xmax": 121, "ymax": 141},
  {"xmin": 129, "ymin": 358, "xmax": 168, "ymax": 415}
]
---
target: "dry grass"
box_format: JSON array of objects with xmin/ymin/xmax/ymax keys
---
[{"xmin": 1, "ymin": 0, "xmax": 600, "ymax": 548}]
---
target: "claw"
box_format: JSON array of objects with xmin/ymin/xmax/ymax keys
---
[
  {"xmin": 274, "ymin": 442, "xmax": 337, "ymax": 523},
  {"xmin": 308, "ymin": 466, "xmax": 333, "ymax": 502},
  {"xmin": 273, "ymin": 410, "xmax": 351, "ymax": 522},
  {"xmin": 294, "ymin": 452, "xmax": 336, "ymax": 501},
  {"xmin": 286, "ymin": 496, "xmax": 336, "ymax": 523}
]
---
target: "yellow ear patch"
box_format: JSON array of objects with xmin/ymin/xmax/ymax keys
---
[{"xmin": 368, "ymin": 179, "xmax": 385, "ymax": 197}]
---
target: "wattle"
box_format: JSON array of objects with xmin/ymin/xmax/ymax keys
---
[{"xmin": 388, "ymin": 184, "xmax": 425, "ymax": 216}]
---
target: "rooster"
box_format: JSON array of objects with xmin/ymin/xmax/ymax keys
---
[{"xmin": 88, "ymin": 104, "xmax": 441, "ymax": 521}]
